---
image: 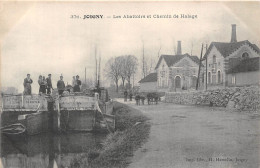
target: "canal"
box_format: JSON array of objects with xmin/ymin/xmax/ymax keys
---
[{"xmin": 0, "ymin": 132, "xmax": 106, "ymax": 168}]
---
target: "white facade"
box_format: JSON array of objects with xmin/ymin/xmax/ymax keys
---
[
  {"xmin": 156, "ymin": 55, "xmax": 202, "ymax": 92},
  {"xmin": 157, "ymin": 58, "xmax": 170, "ymax": 89},
  {"xmin": 204, "ymin": 42, "xmax": 260, "ymax": 89},
  {"xmin": 204, "ymin": 46, "xmax": 225, "ymax": 87}
]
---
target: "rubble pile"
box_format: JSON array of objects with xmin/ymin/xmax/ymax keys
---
[
  {"xmin": 165, "ymin": 86, "xmax": 259, "ymax": 112},
  {"xmin": 228, "ymin": 87, "xmax": 260, "ymax": 111}
]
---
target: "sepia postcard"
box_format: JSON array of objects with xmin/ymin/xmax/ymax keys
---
[{"xmin": 0, "ymin": 1, "xmax": 259, "ymax": 168}]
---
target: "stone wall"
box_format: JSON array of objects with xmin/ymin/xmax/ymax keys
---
[{"xmin": 165, "ymin": 86, "xmax": 260, "ymax": 112}]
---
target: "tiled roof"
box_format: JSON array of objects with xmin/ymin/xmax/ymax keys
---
[
  {"xmin": 155, "ymin": 53, "xmax": 201, "ymax": 69},
  {"xmin": 203, "ymin": 40, "xmax": 260, "ymax": 60},
  {"xmin": 139, "ymin": 73, "xmax": 157, "ymax": 83},
  {"xmin": 227, "ymin": 57, "xmax": 260, "ymax": 74}
]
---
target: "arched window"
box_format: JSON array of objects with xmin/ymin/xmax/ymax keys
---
[
  {"xmin": 213, "ymin": 55, "xmax": 216, "ymax": 63},
  {"xmin": 217, "ymin": 71, "xmax": 221, "ymax": 83},
  {"xmin": 208, "ymin": 72, "xmax": 211, "ymax": 84},
  {"xmin": 161, "ymin": 64, "xmax": 165, "ymax": 77},
  {"xmin": 191, "ymin": 76, "xmax": 197, "ymax": 88},
  {"xmin": 175, "ymin": 76, "xmax": 181, "ymax": 88},
  {"xmin": 212, "ymin": 55, "xmax": 217, "ymax": 72},
  {"xmin": 242, "ymin": 52, "xmax": 249, "ymax": 59}
]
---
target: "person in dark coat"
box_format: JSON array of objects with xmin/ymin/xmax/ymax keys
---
[
  {"xmin": 38, "ymin": 75, "xmax": 43, "ymax": 94},
  {"xmin": 23, "ymin": 74, "xmax": 33, "ymax": 95},
  {"xmin": 72, "ymin": 76, "xmax": 76, "ymax": 92},
  {"xmin": 73, "ymin": 75, "xmax": 81, "ymax": 92},
  {"xmin": 57, "ymin": 76, "xmax": 65, "ymax": 95},
  {"xmin": 41, "ymin": 76, "xmax": 47, "ymax": 94},
  {"xmin": 129, "ymin": 92, "xmax": 133, "ymax": 101},
  {"xmin": 135, "ymin": 95, "xmax": 140, "ymax": 105},
  {"xmin": 46, "ymin": 74, "xmax": 53, "ymax": 94},
  {"xmin": 124, "ymin": 90, "xmax": 128, "ymax": 102},
  {"xmin": 140, "ymin": 94, "xmax": 145, "ymax": 105}
]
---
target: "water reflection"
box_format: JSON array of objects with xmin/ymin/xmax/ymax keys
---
[{"xmin": 1, "ymin": 132, "xmax": 106, "ymax": 168}]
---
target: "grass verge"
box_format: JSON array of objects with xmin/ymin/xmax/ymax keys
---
[{"xmin": 71, "ymin": 101, "xmax": 151, "ymax": 168}]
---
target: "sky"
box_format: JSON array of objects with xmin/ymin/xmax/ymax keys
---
[{"xmin": 1, "ymin": 1, "xmax": 260, "ymax": 93}]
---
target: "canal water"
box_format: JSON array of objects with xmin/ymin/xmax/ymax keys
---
[{"xmin": 0, "ymin": 132, "xmax": 106, "ymax": 168}]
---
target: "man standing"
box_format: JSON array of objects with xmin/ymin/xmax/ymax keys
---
[
  {"xmin": 72, "ymin": 76, "xmax": 76, "ymax": 92},
  {"xmin": 23, "ymin": 74, "xmax": 33, "ymax": 95},
  {"xmin": 74, "ymin": 75, "xmax": 81, "ymax": 92},
  {"xmin": 124, "ymin": 90, "xmax": 128, "ymax": 102},
  {"xmin": 129, "ymin": 92, "xmax": 133, "ymax": 101},
  {"xmin": 57, "ymin": 76, "xmax": 65, "ymax": 95},
  {"xmin": 46, "ymin": 74, "xmax": 53, "ymax": 94}
]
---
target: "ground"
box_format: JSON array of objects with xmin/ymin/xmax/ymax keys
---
[{"xmin": 116, "ymin": 99, "xmax": 260, "ymax": 168}]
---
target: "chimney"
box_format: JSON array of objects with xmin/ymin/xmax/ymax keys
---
[
  {"xmin": 177, "ymin": 41, "xmax": 182, "ymax": 55},
  {"xmin": 230, "ymin": 24, "xmax": 237, "ymax": 43}
]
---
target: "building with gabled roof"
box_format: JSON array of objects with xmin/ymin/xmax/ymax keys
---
[
  {"xmin": 226, "ymin": 57, "xmax": 260, "ymax": 86},
  {"xmin": 139, "ymin": 72, "xmax": 157, "ymax": 83},
  {"xmin": 139, "ymin": 41, "xmax": 203, "ymax": 92},
  {"xmin": 203, "ymin": 40, "xmax": 259, "ymax": 59},
  {"xmin": 138, "ymin": 72, "xmax": 157, "ymax": 92},
  {"xmin": 155, "ymin": 41, "xmax": 203, "ymax": 92},
  {"xmin": 155, "ymin": 54, "xmax": 201, "ymax": 69},
  {"xmin": 203, "ymin": 24, "xmax": 260, "ymax": 89}
]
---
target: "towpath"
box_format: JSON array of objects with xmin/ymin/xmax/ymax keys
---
[{"xmin": 116, "ymin": 99, "xmax": 259, "ymax": 168}]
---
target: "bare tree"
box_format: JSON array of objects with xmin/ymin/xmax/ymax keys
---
[
  {"xmin": 157, "ymin": 38, "xmax": 162, "ymax": 58},
  {"xmin": 191, "ymin": 41, "xmax": 194, "ymax": 56},
  {"xmin": 125, "ymin": 55, "xmax": 138, "ymax": 89},
  {"xmin": 190, "ymin": 38, "xmax": 196, "ymax": 56},
  {"xmin": 144, "ymin": 61, "xmax": 148, "ymax": 77},
  {"xmin": 104, "ymin": 57, "xmax": 121, "ymax": 92},
  {"xmin": 149, "ymin": 59, "xmax": 153, "ymax": 74},
  {"xmin": 141, "ymin": 40, "xmax": 146, "ymax": 78},
  {"xmin": 118, "ymin": 56, "xmax": 127, "ymax": 88},
  {"xmin": 81, "ymin": 78, "xmax": 94, "ymax": 90}
]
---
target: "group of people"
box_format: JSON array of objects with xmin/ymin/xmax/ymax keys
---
[
  {"xmin": 72, "ymin": 75, "xmax": 82, "ymax": 92},
  {"xmin": 38, "ymin": 74, "xmax": 53, "ymax": 94},
  {"xmin": 123, "ymin": 90, "xmax": 133, "ymax": 102},
  {"xmin": 135, "ymin": 94, "xmax": 146, "ymax": 105},
  {"xmin": 56, "ymin": 75, "xmax": 82, "ymax": 95},
  {"xmin": 23, "ymin": 74, "xmax": 82, "ymax": 95}
]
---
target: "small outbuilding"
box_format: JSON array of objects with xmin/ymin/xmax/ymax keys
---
[
  {"xmin": 139, "ymin": 73, "xmax": 157, "ymax": 92},
  {"xmin": 226, "ymin": 57, "xmax": 260, "ymax": 86}
]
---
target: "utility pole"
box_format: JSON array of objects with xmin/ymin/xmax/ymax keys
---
[
  {"xmin": 98, "ymin": 55, "xmax": 101, "ymax": 88},
  {"xmin": 95, "ymin": 45, "xmax": 97, "ymax": 87},
  {"xmin": 196, "ymin": 43, "xmax": 204, "ymax": 90},
  {"xmin": 142, "ymin": 40, "xmax": 145, "ymax": 78},
  {"xmin": 85, "ymin": 67, "xmax": 86, "ymax": 86},
  {"xmin": 133, "ymin": 73, "xmax": 135, "ymax": 90},
  {"xmin": 205, "ymin": 44, "xmax": 208, "ymax": 91},
  {"xmin": 191, "ymin": 42, "xmax": 194, "ymax": 56},
  {"xmin": 158, "ymin": 39, "xmax": 162, "ymax": 58}
]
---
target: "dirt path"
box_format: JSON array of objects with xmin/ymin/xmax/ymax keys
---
[{"xmin": 117, "ymin": 99, "xmax": 260, "ymax": 168}]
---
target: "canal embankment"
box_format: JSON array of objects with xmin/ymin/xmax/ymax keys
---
[{"xmin": 71, "ymin": 101, "xmax": 151, "ymax": 168}]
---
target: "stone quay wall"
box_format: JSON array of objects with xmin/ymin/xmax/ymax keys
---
[{"xmin": 165, "ymin": 86, "xmax": 260, "ymax": 112}]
